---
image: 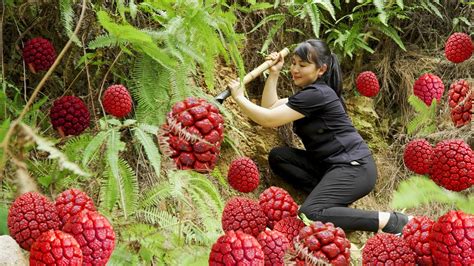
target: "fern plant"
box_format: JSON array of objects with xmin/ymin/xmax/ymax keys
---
[
  {"xmin": 406, "ymin": 95, "xmax": 438, "ymax": 136},
  {"xmin": 391, "ymin": 175, "xmax": 474, "ymax": 214}
]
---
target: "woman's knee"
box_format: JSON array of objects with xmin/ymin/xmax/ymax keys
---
[{"xmin": 299, "ymin": 203, "xmax": 324, "ymax": 221}]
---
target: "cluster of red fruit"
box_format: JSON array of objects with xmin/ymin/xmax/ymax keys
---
[
  {"xmin": 356, "ymin": 32, "xmax": 474, "ymax": 101},
  {"xmin": 159, "ymin": 97, "xmax": 225, "ymax": 172},
  {"xmin": 363, "ymin": 210, "xmax": 474, "ymax": 265},
  {"xmin": 209, "ymin": 186, "xmax": 351, "ymax": 265},
  {"xmin": 7, "ymin": 189, "xmax": 115, "ymax": 265},
  {"xmin": 403, "ymin": 138, "xmax": 473, "ymax": 191},
  {"xmin": 22, "ymin": 37, "xmax": 134, "ymax": 137}
]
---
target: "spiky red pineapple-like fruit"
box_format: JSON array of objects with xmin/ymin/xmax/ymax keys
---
[
  {"xmin": 430, "ymin": 139, "xmax": 474, "ymax": 191},
  {"xmin": 356, "ymin": 71, "xmax": 380, "ymax": 97},
  {"xmin": 448, "ymin": 79, "xmax": 472, "ymax": 128},
  {"xmin": 7, "ymin": 192, "xmax": 61, "ymax": 250},
  {"xmin": 209, "ymin": 230, "xmax": 265, "ymax": 266},
  {"xmin": 22, "ymin": 37, "xmax": 57, "ymax": 73},
  {"xmin": 62, "ymin": 210, "xmax": 115, "ymax": 266},
  {"xmin": 413, "ymin": 73, "xmax": 445, "ymax": 106},
  {"xmin": 402, "ymin": 216, "xmax": 435, "ymax": 265},
  {"xmin": 294, "ymin": 221, "xmax": 351, "ymax": 266},
  {"xmin": 273, "ymin": 216, "xmax": 305, "ymax": 243},
  {"xmin": 227, "ymin": 157, "xmax": 260, "ymax": 193},
  {"xmin": 29, "ymin": 230, "xmax": 83, "ymax": 266},
  {"xmin": 259, "ymin": 186, "xmax": 298, "ymax": 228},
  {"xmin": 159, "ymin": 97, "xmax": 224, "ymax": 172},
  {"xmin": 362, "ymin": 233, "xmax": 416, "ymax": 265},
  {"xmin": 445, "ymin": 32, "xmax": 473, "ymax": 63},
  {"xmin": 221, "ymin": 197, "xmax": 268, "ymax": 237},
  {"xmin": 429, "ymin": 210, "xmax": 474, "ymax": 265},
  {"xmin": 102, "ymin": 84, "xmax": 133, "ymax": 118},
  {"xmin": 403, "ymin": 139, "xmax": 434, "ymax": 175},
  {"xmin": 55, "ymin": 188, "xmax": 96, "ymax": 226},
  {"xmin": 257, "ymin": 230, "xmax": 290, "ymax": 266},
  {"xmin": 50, "ymin": 96, "xmax": 90, "ymax": 136}
]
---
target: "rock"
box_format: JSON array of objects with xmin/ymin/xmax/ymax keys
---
[{"xmin": 0, "ymin": 235, "xmax": 28, "ymax": 266}]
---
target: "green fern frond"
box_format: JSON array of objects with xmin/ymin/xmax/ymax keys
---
[
  {"xmin": 82, "ymin": 130, "xmax": 109, "ymax": 167},
  {"xmin": 131, "ymin": 55, "xmax": 173, "ymax": 125},
  {"xmin": 87, "ymin": 34, "xmax": 125, "ymax": 49},
  {"xmin": 306, "ymin": 3, "xmax": 321, "ymax": 38},
  {"xmin": 19, "ymin": 123, "xmax": 90, "ymax": 177},
  {"xmin": 133, "ymin": 126, "xmax": 161, "ymax": 179},
  {"xmin": 408, "ymin": 95, "xmax": 429, "ymax": 113},
  {"xmin": 391, "ymin": 176, "xmax": 474, "ymax": 213},
  {"xmin": 62, "ymin": 133, "xmax": 93, "ymax": 162},
  {"xmin": 138, "ymin": 183, "xmax": 171, "ymax": 209},
  {"xmin": 59, "ymin": 0, "xmax": 81, "ymax": 46},
  {"xmin": 373, "ymin": 21, "xmax": 406, "ymax": 51}
]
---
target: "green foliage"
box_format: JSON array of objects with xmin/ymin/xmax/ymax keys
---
[
  {"xmin": 59, "ymin": 0, "xmax": 81, "ymax": 46},
  {"xmin": 0, "ymin": 204, "xmax": 8, "ymax": 235},
  {"xmin": 391, "ymin": 175, "xmax": 474, "ymax": 214},
  {"xmin": 407, "ymin": 95, "xmax": 437, "ymax": 135}
]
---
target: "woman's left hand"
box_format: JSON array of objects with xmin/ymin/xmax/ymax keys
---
[{"xmin": 229, "ymin": 79, "xmax": 245, "ymax": 99}]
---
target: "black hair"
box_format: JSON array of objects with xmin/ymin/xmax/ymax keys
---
[{"xmin": 294, "ymin": 39, "xmax": 345, "ymax": 109}]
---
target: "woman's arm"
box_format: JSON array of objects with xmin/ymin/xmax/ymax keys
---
[
  {"xmin": 261, "ymin": 72, "xmax": 280, "ymax": 108},
  {"xmin": 261, "ymin": 52, "xmax": 285, "ymax": 109},
  {"xmin": 233, "ymin": 94, "xmax": 304, "ymax": 128}
]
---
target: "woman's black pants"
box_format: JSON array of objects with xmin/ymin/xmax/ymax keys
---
[{"xmin": 268, "ymin": 146, "xmax": 379, "ymax": 232}]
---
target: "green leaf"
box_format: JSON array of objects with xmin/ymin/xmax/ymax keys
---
[
  {"xmin": 0, "ymin": 118, "xmax": 11, "ymax": 169},
  {"xmin": 82, "ymin": 131, "xmax": 109, "ymax": 167},
  {"xmin": 408, "ymin": 95, "xmax": 429, "ymax": 113},
  {"xmin": 391, "ymin": 176, "xmax": 473, "ymax": 213},
  {"xmin": 0, "ymin": 204, "xmax": 8, "ymax": 235},
  {"xmin": 134, "ymin": 126, "xmax": 161, "ymax": 178},
  {"xmin": 315, "ymin": 0, "xmax": 336, "ymax": 20},
  {"xmin": 306, "ymin": 3, "xmax": 321, "ymax": 38},
  {"xmin": 427, "ymin": 1, "xmax": 443, "ymax": 19},
  {"xmin": 374, "ymin": 23, "xmax": 406, "ymax": 51},
  {"xmin": 373, "ymin": 0, "xmax": 388, "ymax": 25},
  {"xmin": 396, "ymin": 0, "xmax": 404, "ymax": 9}
]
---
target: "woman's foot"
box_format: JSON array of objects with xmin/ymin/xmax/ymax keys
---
[{"xmin": 382, "ymin": 212, "xmax": 411, "ymax": 235}]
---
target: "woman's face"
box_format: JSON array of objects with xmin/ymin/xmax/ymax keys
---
[{"xmin": 290, "ymin": 55, "xmax": 324, "ymax": 87}]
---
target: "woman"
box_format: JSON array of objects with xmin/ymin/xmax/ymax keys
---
[{"xmin": 229, "ymin": 39, "xmax": 409, "ymax": 234}]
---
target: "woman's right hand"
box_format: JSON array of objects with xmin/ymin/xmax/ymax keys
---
[{"xmin": 266, "ymin": 52, "xmax": 284, "ymax": 73}]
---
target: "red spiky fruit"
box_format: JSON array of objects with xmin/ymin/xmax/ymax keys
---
[
  {"xmin": 62, "ymin": 210, "xmax": 115, "ymax": 266},
  {"xmin": 356, "ymin": 71, "xmax": 380, "ymax": 97},
  {"xmin": 259, "ymin": 186, "xmax": 298, "ymax": 228},
  {"xmin": 273, "ymin": 216, "xmax": 305, "ymax": 243},
  {"xmin": 403, "ymin": 139, "xmax": 434, "ymax": 175},
  {"xmin": 429, "ymin": 210, "xmax": 474, "ymax": 265},
  {"xmin": 362, "ymin": 233, "xmax": 416, "ymax": 265},
  {"xmin": 159, "ymin": 97, "xmax": 224, "ymax": 172},
  {"xmin": 413, "ymin": 73, "xmax": 445, "ymax": 106},
  {"xmin": 29, "ymin": 230, "xmax": 83, "ymax": 266},
  {"xmin": 448, "ymin": 79, "xmax": 472, "ymax": 128},
  {"xmin": 55, "ymin": 188, "xmax": 96, "ymax": 226},
  {"xmin": 402, "ymin": 216, "xmax": 435, "ymax": 265},
  {"xmin": 221, "ymin": 197, "xmax": 268, "ymax": 237},
  {"xmin": 7, "ymin": 192, "xmax": 61, "ymax": 250},
  {"xmin": 50, "ymin": 96, "xmax": 90, "ymax": 136},
  {"xmin": 445, "ymin": 32, "xmax": 473, "ymax": 63},
  {"xmin": 257, "ymin": 230, "xmax": 290, "ymax": 266},
  {"xmin": 209, "ymin": 230, "xmax": 265, "ymax": 266},
  {"xmin": 22, "ymin": 37, "xmax": 57, "ymax": 73},
  {"xmin": 430, "ymin": 139, "xmax": 474, "ymax": 191},
  {"xmin": 102, "ymin": 84, "xmax": 133, "ymax": 118},
  {"xmin": 227, "ymin": 157, "xmax": 260, "ymax": 193},
  {"xmin": 294, "ymin": 221, "xmax": 351, "ymax": 266}
]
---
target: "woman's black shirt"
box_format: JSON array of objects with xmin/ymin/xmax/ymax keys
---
[{"xmin": 286, "ymin": 80, "xmax": 371, "ymax": 164}]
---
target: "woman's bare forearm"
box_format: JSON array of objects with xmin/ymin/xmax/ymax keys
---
[{"xmin": 261, "ymin": 72, "xmax": 280, "ymax": 108}]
